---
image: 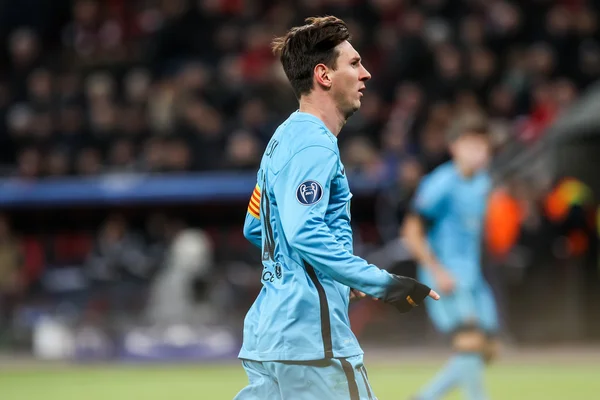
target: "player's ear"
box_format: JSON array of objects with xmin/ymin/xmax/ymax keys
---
[{"xmin": 314, "ymin": 64, "xmax": 332, "ymax": 89}]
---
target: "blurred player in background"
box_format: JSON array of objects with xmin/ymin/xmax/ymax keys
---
[
  {"xmin": 235, "ymin": 16, "xmax": 439, "ymax": 400},
  {"xmin": 403, "ymin": 112, "xmax": 499, "ymax": 400}
]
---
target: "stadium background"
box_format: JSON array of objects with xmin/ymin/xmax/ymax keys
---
[{"xmin": 0, "ymin": 0, "xmax": 599, "ymax": 398}]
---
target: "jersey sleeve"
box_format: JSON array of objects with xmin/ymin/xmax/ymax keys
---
[
  {"xmin": 411, "ymin": 170, "xmax": 451, "ymax": 221},
  {"xmin": 272, "ymin": 145, "xmax": 395, "ymax": 299},
  {"xmin": 243, "ymin": 183, "xmax": 262, "ymax": 249}
]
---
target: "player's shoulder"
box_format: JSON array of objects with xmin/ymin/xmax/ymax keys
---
[
  {"xmin": 474, "ymin": 169, "xmax": 492, "ymax": 191},
  {"xmin": 265, "ymin": 112, "xmax": 338, "ymax": 171},
  {"xmin": 421, "ymin": 162, "xmax": 457, "ymax": 187},
  {"xmin": 282, "ymin": 111, "xmax": 337, "ymax": 151}
]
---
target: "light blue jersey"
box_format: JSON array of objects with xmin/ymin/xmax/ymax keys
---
[
  {"xmin": 240, "ymin": 111, "xmax": 397, "ymax": 362},
  {"xmin": 412, "ymin": 162, "xmax": 491, "ymax": 289}
]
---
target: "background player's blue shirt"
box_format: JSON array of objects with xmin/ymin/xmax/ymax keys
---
[
  {"xmin": 240, "ymin": 111, "xmax": 397, "ymax": 362},
  {"xmin": 412, "ymin": 161, "xmax": 491, "ymax": 289}
]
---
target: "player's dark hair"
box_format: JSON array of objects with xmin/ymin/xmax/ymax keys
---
[
  {"xmin": 446, "ymin": 111, "xmax": 490, "ymax": 142},
  {"xmin": 272, "ymin": 16, "xmax": 350, "ymax": 99}
]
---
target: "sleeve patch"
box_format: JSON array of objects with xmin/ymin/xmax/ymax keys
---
[{"xmin": 296, "ymin": 180, "xmax": 323, "ymax": 205}]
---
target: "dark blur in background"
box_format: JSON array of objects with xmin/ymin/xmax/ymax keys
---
[{"xmin": 0, "ymin": 0, "xmax": 598, "ymax": 363}]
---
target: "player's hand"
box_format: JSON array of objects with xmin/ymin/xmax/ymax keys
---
[
  {"xmin": 349, "ymin": 289, "xmax": 378, "ymax": 302},
  {"xmin": 384, "ymin": 275, "xmax": 439, "ymax": 313},
  {"xmin": 349, "ymin": 289, "xmax": 366, "ymax": 302},
  {"xmin": 434, "ymin": 268, "xmax": 455, "ymax": 294}
]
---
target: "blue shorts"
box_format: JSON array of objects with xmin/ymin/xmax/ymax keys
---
[
  {"xmin": 426, "ymin": 282, "xmax": 499, "ymax": 335},
  {"xmin": 234, "ymin": 354, "xmax": 376, "ymax": 400}
]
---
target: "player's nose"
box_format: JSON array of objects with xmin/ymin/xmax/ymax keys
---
[{"xmin": 360, "ymin": 65, "xmax": 371, "ymax": 81}]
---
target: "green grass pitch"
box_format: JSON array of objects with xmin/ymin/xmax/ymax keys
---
[{"xmin": 1, "ymin": 360, "xmax": 598, "ymax": 399}]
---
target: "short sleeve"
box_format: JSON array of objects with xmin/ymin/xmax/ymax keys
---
[{"xmin": 412, "ymin": 170, "xmax": 451, "ymax": 220}]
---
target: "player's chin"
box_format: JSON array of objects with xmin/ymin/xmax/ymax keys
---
[{"xmin": 343, "ymin": 104, "xmax": 360, "ymax": 119}]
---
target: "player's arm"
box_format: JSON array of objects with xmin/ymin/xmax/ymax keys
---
[
  {"xmin": 273, "ymin": 145, "xmax": 437, "ymax": 311},
  {"xmin": 401, "ymin": 173, "xmax": 455, "ymax": 293},
  {"xmin": 402, "ymin": 215, "xmax": 443, "ymax": 273},
  {"xmin": 243, "ymin": 183, "xmax": 262, "ymax": 249}
]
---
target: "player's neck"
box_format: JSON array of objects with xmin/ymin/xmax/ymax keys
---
[
  {"xmin": 455, "ymin": 162, "xmax": 476, "ymax": 179},
  {"xmin": 298, "ymin": 96, "xmax": 345, "ymax": 136}
]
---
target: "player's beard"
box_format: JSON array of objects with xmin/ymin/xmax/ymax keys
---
[
  {"xmin": 333, "ymin": 88, "xmax": 360, "ymax": 121},
  {"xmin": 344, "ymin": 104, "xmax": 359, "ymax": 120},
  {"xmin": 342, "ymin": 96, "xmax": 361, "ymax": 120}
]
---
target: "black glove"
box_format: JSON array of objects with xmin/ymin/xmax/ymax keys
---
[{"xmin": 382, "ymin": 274, "xmax": 432, "ymax": 313}]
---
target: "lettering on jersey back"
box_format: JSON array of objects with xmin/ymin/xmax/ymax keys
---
[{"xmin": 265, "ymin": 140, "xmax": 279, "ymax": 158}]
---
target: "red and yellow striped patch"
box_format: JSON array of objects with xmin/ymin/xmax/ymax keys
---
[{"xmin": 247, "ymin": 184, "xmax": 261, "ymax": 219}]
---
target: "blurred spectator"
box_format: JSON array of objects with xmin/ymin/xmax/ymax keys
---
[
  {"xmin": 485, "ymin": 178, "xmax": 529, "ymax": 262},
  {"xmin": 45, "ymin": 148, "xmax": 71, "ymax": 177},
  {"xmin": 56, "ymin": 70, "xmax": 83, "ymax": 103},
  {"xmin": 144, "ymin": 213, "xmax": 170, "ymax": 265},
  {"xmin": 554, "ymin": 78, "xmax": 578, "ymax": 111},
  {"xmin": 163, "ymin": 137, "xmax": 193, "ymax": 172},
  {"xmin": 459, "ymin": 14, "xmax": 485, "ymax": 49},
  {"xmin": 85, "ymin": 214, "xmax": 153, "ymax": 290},
  {"xmin": 30, "ymin": 110, "xmax": 54, "ymax": 147},
  {"xmin": 106, "ymin": 139, "xmax": 136, "ymax": 172},
  {"xmin": 238, "ymin": 97, "xmax": 276, "ymax": 142},
  {"xmin": 527, "ymin": 43, "xmax": 556, "ymax": 82},
  {"xmin": 146, "ymin": 226, "xmax": 214, "ymax": 327},
  {"xmin": 418, "ymin": 121, "xmax": 450, "ymax": 173},
  {"xmin": 85, "ymin": 72, "xmax": 116, "ymax": 104},
  {"xmin": 123, "ymin": 68, "xmax": 151, "ymax": 105},
  {"xmin": 56, "ymin": 104, "xmax": 87, "ymax": 155},
  {"xmin": 140, "ymin": 136, "xmax": 166, "ymax": 173},
  {"xmin": 7, "ymin": 104, "xmax": 34, "ymax": 147},
  {"xmin": 27, "ymin": 68, "xmax": 54, "ymax": 108},
  {"xmin": 223, "ymin": 130, "xmax": 262, "ymax": 171},
  {"xmin": 488, "ymin": 85, "xmax": 516, "ymax": 119},
  {"xmin": 8, "ymin": 28, "xmax": 42, "ymax": 102},
  {"xmin": 342, "ymin": 136, "xmax": 386, "ymax": 181},
  {"xmin": 517, "ymin": 81, "xmax": 558, "ymax": 143},
  {"xmin": 62, "ymin": 0, "xmax": 128, "ymax": 66},
  {"xmin": 543, "ymin": 4, "xmax": 574, "ymax": 76},
  {"xmin": 431, "ymin": 43, "xmax": 464, "ymax": 102},
  {"xmin": 239, "ymin": 24, "xmax": 275, "ymax": 83},
  {"xmin": 119, "ymin": 105, "xmax": 149, "ymax": 140},
  {"xmin": 178, "ymin": 97, "xmax": 224, "ymax": 171},
  {"xmin": 468, "ymin": 47, "xmax": 497, "ymax": 104},
  {"xmin": 16, "ymin": 147, "xmax": 43, "ymax": 180},
  {"xmin": 75, "ymin": 147, "xmax": 103, "ymax": 176}
]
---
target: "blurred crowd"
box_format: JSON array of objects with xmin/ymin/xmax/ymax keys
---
[{"xmin": 0, "ymin": 0, "xmax": 597, "ymax": 181}]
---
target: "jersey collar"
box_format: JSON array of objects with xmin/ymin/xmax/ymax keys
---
[{"xmin": 292, "ymin": 110, "xmax": 338, "ymax": 142}]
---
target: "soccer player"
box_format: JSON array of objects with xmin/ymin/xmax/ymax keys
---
[
  {"xmin": 235, "ymin": 16, "xmax": 439, "ymax": 400},
  {"xmin": 402, "ymin": 112, "xmax": 500, "ymax": 400}
]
